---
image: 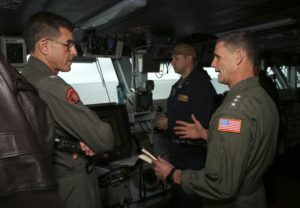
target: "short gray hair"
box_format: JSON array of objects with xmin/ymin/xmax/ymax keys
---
[
  {"xmin": 217, "ymin": 32, "xmax": 260, "ymax": 75},
  {"xmin": 23, "ymin": 12, "xmax": 74, "ymax": 53}
]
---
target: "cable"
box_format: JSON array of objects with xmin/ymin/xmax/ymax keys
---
[
  {"xmin": 138, "ymin": 122, "xmax": 150, "ymax": 133},
  {"xmin": 131, "ymin": 52, "xmax": 137, "ymax": 91},
  {"xmin": 126, "ymin": 97, "xmax": 134, "ymax": 105},
  {"xmin": 133, "ymin": 43, "xmax": 152, "ymax": 53},
  {"xmin": 155, "ymin": 62, "xmax": 172, "ymax": 79},
  {"xmin": 95, "ymin": 58, "xmax": 111, "ymax": 102}
]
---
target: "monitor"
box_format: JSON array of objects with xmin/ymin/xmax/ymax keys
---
[
  {"xmin": 142, "ymin": 53, "xmax": 161, "ymax": 73},
  {"xmin": 88, "ymin": 103, "xmax": 132, "ymax": 163},
  {"xmin": 0, "ymin": 36, "xmax": 27, "ymax": 71},
  {"xmin": 84, "ymin": 34, "xmax": 124, "ymax": 59}
]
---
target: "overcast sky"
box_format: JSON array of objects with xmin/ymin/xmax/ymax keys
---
[
  {"xmin": 59, "ymin": 58, "xmax": 180, "ymax": 83},
  {"xmin": 59, "ymin": 58, "xmax": 218, "ymax": 84}
]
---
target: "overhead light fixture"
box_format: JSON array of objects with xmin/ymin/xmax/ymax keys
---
[
  {"xmin": 216, "ymin": 18, "xmax": 296, "ymax": 37},
  {"xmin": 80, "ymin": 0, "xmax": 147, "ymax": 29}
]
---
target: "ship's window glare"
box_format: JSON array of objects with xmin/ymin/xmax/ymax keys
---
[
  {"xmin": 57, "ymin": 60, "xmax": 228, "ymax": 104},
  {"xmin": 59, "ymin": 58, "xmax": 118, "ymax": 104}
]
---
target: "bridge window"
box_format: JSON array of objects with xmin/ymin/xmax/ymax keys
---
[
  {"xmin": 59, "ymin": 60, "xmax": 229, "ymax": 105},
  {"xmin": 148, "ymin": 63, "xmax": 179, "ymax": 100},
  {"xmin": 59, "ymin": 58, "xmax": 119, "ymax": 104},
  {"xmin": 148, "ymin": 65, "xmax": 229, "ymax": 99}
]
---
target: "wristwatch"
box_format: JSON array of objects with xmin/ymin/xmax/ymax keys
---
[{"xmin": 166, "ymin": 167, "xmax": 176, "ymax": 184}]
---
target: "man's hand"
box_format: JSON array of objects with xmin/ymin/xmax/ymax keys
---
[
  {"xmin": 72, "ymin": 141, "xmax": 95, "ymax": 159},
  {"xmin": 155, "ymin": 114, "xmax": 168, "ymax": 130},
  {"xmin": 174, "ymin": 114, "xmax": 208, "ymax": 140},
  {"xmin": 79, "ymin": 141, "xmax": 95, "ymax": 156},
  {"xmin": 152, "ymin": 156, "xmax": 174, "ymax": 182}
]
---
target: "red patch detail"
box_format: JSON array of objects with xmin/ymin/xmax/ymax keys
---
[{"xmin": 66, "ymin": 88, "xmax": 80, "ymax": 104}]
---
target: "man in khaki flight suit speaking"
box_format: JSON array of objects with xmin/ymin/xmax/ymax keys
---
[{"xmin": 153, "ymin": 32, "xmax": 279, "ymax": 208}]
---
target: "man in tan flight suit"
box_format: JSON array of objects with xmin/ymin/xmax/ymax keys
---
[
  {"xmin": 153, "ymin": 32, "xmax": 279, "ymax": 208},
  {"xmin": 22, "ymin": 12, "xmax": 113, "ymax": 208}
]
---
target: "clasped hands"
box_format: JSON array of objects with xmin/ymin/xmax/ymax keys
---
[{"xmin": 72, "ymin": 141, "xmax": 95, "ymax": 160}]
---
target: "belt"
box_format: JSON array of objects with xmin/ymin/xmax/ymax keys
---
[
  {"xmin": 172, "ymin": 138, "xmax": 206, "ymax": 146},
  {"xmin": 54, "ymin": 137, "xmax": 95, "ymax": 173},
  {"xmin": 54, "ymin": 137, "xmax": 84, "ymax": 154}
]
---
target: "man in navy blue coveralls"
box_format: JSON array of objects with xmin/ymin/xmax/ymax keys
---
[{"xmin": 156, "ymin": 43, "xmax": 217, "ymax": 208}]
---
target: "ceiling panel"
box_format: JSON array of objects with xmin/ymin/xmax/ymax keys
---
[{"xmin": 0, "ymin": 0, "xmax": 299, "ymax": 56}]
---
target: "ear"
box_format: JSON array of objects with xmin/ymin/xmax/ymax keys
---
[
  {"xmin": 235, "ymin": 49, "xmax": 245, "ymax": 66},
  {"xmin": 37, "ymin": 39, "xmax": 49, "ymax": 55},
  {"xmin": 186, "ymin": 55, "xmax": 193, "ymax": 63}
]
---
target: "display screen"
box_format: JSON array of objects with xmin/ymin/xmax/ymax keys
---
[
  {"xmin": 88, "ymin": 103, "xmax": 132, "ymax": 163},
  {"xmin": 86, "ymin": 35, "xmax": 123, "ymax": 58},
  {"xmin": 101, "ymin": 115, "xmax": 121, "ymax": 146},
  {"xmin": 6, "ymin": 43, "xmax": 24, "ymax": 64}
]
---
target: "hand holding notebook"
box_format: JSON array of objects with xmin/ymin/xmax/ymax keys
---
[{"xmin": 138, "ymin": 148, "xmax": 157, "ymax": 164}]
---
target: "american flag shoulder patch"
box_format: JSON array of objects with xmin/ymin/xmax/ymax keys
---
[{"xmin": 218, "ymin": 118, "xmax": 242, "ymax": 133}]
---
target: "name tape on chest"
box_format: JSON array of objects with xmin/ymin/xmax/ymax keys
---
[
  {"xmin": 66, "ymin": 88, "xmax": 80, "ymax": 104},
  {"xmin": 178, "ymin": 94, "xmax": 189, "ymax": 102},
  {"xmin": 218, "ymin": 118, "xmax": 242, "ymax": 133}
]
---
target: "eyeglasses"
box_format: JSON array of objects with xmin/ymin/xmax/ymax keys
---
[{"xmin": 46, "ymin": 39, "xmax": 76, "ymax": 50}]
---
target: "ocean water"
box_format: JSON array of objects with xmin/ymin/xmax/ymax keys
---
[{"xmin": 71, "ymin": 79, "xmax": 229, "ymax": 105}]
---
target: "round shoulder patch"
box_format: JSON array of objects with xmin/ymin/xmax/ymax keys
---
[{"xmin": 66, "ymin": 88, "xmax": 80, "ymax": 104}]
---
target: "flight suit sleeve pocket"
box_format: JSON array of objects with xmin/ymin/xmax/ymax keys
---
[{"xmin": 204, "ymin": 131, "xmax": 223, "ymax": 179}]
